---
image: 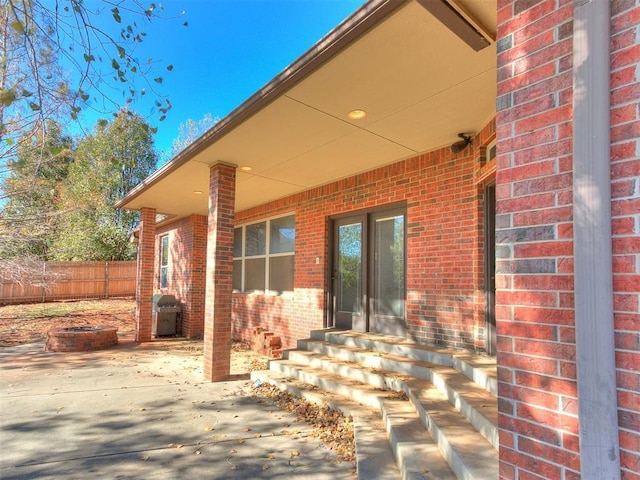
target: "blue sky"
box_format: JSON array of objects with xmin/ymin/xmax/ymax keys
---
[{"xmin": 78, "ymin": 0, "xmax": 364, "ymax": 159}]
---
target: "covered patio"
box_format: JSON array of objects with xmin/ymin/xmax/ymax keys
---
[{"xmin": 117, "ymin": 0, "xmax": 497, "ymax": 381}]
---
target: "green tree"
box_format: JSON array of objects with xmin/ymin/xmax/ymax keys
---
[
  {"xmin": 1, "ymin": 0, "xmax": 179, "ymax": 148},
  {"xmin": 0, "ymin": 0, "xmax": 185, "ymax": 151},
  {"xmin": 0, "ymin": 0, "xmax": 182, "ymax": 286},
  {"xmin": 52, "ymin": 110, "xmax": 156, "ymax": 261},
  {"xmin": 0, "ymin": 120, "xmax": 73, "ymax": 259},
  {"xmin": 161, "ymin": 112, "xmax": 219, "ymax": 164}
]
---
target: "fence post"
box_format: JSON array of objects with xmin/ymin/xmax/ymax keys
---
[
  {"xmin": 105, "ymin": 261, "xmax": 110, "ymax": 299},
  {"xmin": 41, "ymin": 262, "xmax": 46, "ymax": 303},
  {"xmin": 1, "ymin": 260, "xmax": 136, "ymax": 304}
]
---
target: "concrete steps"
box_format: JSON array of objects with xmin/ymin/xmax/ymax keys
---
[{"xmin": 251, "ymin": 329, "xmax": 498, "ymax": 480}]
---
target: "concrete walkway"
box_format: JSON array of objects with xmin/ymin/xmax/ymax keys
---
[{"xmin": 0, "ymin": 337, "xmax": 354, "ymax": 479}]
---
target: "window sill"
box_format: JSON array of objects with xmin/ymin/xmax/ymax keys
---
[{"xmin": 232, "ymin": 290, "xmax": 294, "ymax": 298}]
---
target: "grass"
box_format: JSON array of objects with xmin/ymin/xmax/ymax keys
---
[
  {"xmin": 0, "ymin": 299, "xmax": 136, "ymax": 348},
  {"xmin": 0, "ymin": 299, "xmax": 133, "ymax": 321}
]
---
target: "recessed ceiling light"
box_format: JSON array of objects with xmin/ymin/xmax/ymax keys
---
[
  {"xmin": 347, "ymin": 109, "xmax": 367, "ymax": 120},
  {"xmin": 239, "ymin": 166, "xmax": 253, "ymax": 172},
  {"xmin": 193, "ymin": 190, "xmax": 203, "ymax": 195}
]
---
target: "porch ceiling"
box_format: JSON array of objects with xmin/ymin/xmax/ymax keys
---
[{"xmin": 118, "ymin": 0, "xmax": 497, "ymax": 220}]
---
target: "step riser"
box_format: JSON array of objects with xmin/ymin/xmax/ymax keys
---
[
  {"xmin": 381, "ymin": 400, "xmax": 457, "ymax": 480},
  {"xmin": 430, "ymin": 372, "xmax": 499, "ymax": 449},
  {"xmin": 252, "ymin": 370, "xmax": 405, "ymax": 479},
  {"xmin": 290, "ymin": 347, "xmax": 498, "ymax": 448},
  {"xmin": 453, "ymin": 357, "xmax": 498, "ymax": 396},
  {"xmin": 270, "ymin": 362, "xmax": 386, "ymax": 411},
  {"xmin": 275, "ymin": 331, "xmax": 499, "ymax": 480},
  {"xmin": 323, "ymin": 333, "xmax": 454, "ymax": 367},
  {"xmin": 287, "ymin": 351, "xmax": 403, "ymax": 391},
  {"xmin": 280, "ymin": 353, "xmax": 498, "ymax": 451},
  {"xmin": 296, "ymin": 342, "xmax": 436, "ymax": 381},
  {"xmin": 406, "ymin": 388, "xmax": 497, "ymax": 480},
  {"xmin": 309, "ymin": 328, "xmax": 331, "ymax": 341},
  {"xmin": 408, "ymin": 388, "xmax": 470, "ymax": 480},
  {"xmin": 321, "ymin": 332, "xmax": 498, "ymax": 397}
]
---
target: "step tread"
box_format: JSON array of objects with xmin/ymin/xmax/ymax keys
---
[
  {"xmin": 291, "ymin": 345, "xmax": 498, "ymax": 431},
  {"xmin": 271, "ymin": 358, "xmax": 402, "ymax": 408},
  {"xmin": 278, "ymin": 330, "xmax": 499, "ymax": 479},
  {"xmin": 406, "ymin": 378, "xmax": 499, "ymax": 469},
  {"xmin": 251, "ymin": 370, "xmax": 400, "ymax": 479},
  {"xmin": 382, "ymin": 399, "xmax": 457, "ymax": 480},
  {"xmin": 428, "ymin": 365, "xmax": 499, "ymax": 428},
  {"xmin": 253, "ymin": 369, "xmax": 457, "ymax": 480},
  {"xmin": 323, "ymin": 331, "xmax": 497, "ymax": 371},
  {"xmin": 305, "ymin": 335, "xmax": 498, "ymax": 383},
  {"xmin": 272, "ymin": 360, "xmax": 496, "ymax": 448},
  {"xmin": 270, "ymin": 359, "xmax": 498, "ymax": 479}
]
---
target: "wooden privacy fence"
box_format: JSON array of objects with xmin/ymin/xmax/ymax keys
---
[{"xmin": 0, "ymin": 261, "xmax": 137, "ymax": 304}]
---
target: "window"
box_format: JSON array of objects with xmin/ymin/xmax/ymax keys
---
[
  {"xmin": 481, "ymin": 139, "xmax": 497, "ymax": 164},
  {"xmin": 159, "ymin": 235, "xmax": 169, "ymax": 288},
  {"xmin": 233, "ymin": 214, "xmax": 295, "ymax": 293},
  {"xmin": 487, "ymin": 140, "xmax": 497, "ymax": 162}
]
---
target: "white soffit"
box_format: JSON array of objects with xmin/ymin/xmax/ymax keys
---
[{"xmin": 122, "ymin": 0, "xmax": 497, "ymax": 218}]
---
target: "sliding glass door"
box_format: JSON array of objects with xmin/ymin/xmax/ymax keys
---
[{"xmin": 331, "ymin": 208, "xmax": 406, "ymax": 335}]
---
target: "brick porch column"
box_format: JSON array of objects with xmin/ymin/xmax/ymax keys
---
[
  {"xmin": 203, "ymin": 162, "xmax": 236, "ymax": 382},
  {"xmin": 136, "ymin": 206, "xmax": 156, "ymax": 342}
]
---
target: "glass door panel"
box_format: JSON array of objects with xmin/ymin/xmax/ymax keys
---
[
  {"xmin": 369, "ymin": 211, "xmax": 406, "ymax": 336},
  {"xmin": 373, "ymin": 215, "xmax": 405, "ymax": 317},
  {"xmin": 338, "ymin": 222, "xmax": 362, "ymax": 313},
  {"xmin": 333, "ymin": 217, "xmax": 365, "ymax": 331}
]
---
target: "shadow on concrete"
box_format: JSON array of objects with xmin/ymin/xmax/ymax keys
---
[{"xmin": 1, "ymin": 340, "xmax": 354, "ymax": 480}]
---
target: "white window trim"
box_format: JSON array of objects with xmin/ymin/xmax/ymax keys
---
[
  {"xmin": 159, "ymin": 235, "xmax": 169, "ymax": 289},
  {"xmin": 234, "ymin": 213, "xmax": 295, "ymax": 295},
  {"xmin": 486, "ymin": 139, "xmax": 497, "ymax": 162}
]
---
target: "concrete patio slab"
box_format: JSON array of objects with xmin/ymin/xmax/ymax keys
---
[{"xmin": 0, "ymin": 337, "xmax": 354, "ymax": 479}]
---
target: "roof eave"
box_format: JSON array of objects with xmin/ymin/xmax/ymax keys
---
[{"xmin": 116, "ymin": 0, "xmax": 403, "ymax": 210}]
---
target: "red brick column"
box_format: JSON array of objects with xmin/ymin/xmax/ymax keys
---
[
  {"xmin": 136, "ymin": 207, "xmax": 156, "ymax": 342},
  {"xmin": 203, "ymin": 162, "xmax": 236, "ymax": 382}
]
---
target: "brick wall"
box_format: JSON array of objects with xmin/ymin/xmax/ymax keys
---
[
  {"xmin": 495, "ymin": 0, "xmax": 579, "ymax": 477},
  {"xmin": 496, "ymin": 0, "xmax": 640, "ymax": 478},
  {"xmin": 233, "ymin": 121, "xmax": 495, "ymax": 351},
  {"xmin": 611, "ymin": 1, "xmax": 640, "ymax": 477},
  {"xmin": 156, "ymin": 214, "xmax": 208, "ymax": 338}
]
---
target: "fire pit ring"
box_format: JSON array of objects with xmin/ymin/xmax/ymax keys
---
[{"xmin": 45, "ymin": 325, "xmax": 118, "ymax": 352}]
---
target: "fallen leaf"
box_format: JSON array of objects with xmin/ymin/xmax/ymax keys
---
[{"xmin": 140, "ymin": 455, "xmax": 149, "ymax": 461}]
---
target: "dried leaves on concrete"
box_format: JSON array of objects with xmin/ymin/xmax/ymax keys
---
[{"xmin": 252, "ymin": 382, "xmax": 356, "ymax": 463}]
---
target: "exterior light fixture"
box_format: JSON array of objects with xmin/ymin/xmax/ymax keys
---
[
  {"xmin": 451, "ymin": 133, "xmax": 472, "ymax": 153},
  {"xmin": 193, "ymin": 190, "xmax": 203, "ymax": 195},
  {"xmin": 347, "ymin": 109, "xmax": 367, "ymax": 120},
  {"xmin": 239, "ymin": 166, "xmax": 253, "ymax": 172}
]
